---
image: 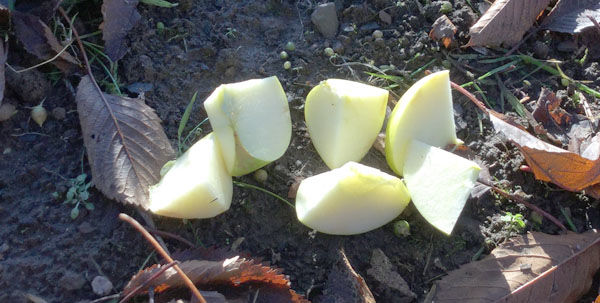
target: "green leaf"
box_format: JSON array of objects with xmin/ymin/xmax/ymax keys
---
[
  {"xmin": 66, "ymin": 187, "xmax": 76, "ymax": 201},
  {"xmin": 178, "ymin": 91, "xmax": 198, "ymax": 150},
  {"xmin": 70, "ymin": 207, "xmax": 80, "ymax": 219},
  {"xmin": 80, "ymin": 191, "xmax": 89, "ymax": 201},
  {"xmin": 76, "ymin": 173, "xmax": 87, "ymax": 183},
  {"xmin": 84, "ymin": 202, "xmax": 95, "ymax": 210},
  {"xmin": 140, "ymin": 0, "xmax": 178, "ymax": 8}
]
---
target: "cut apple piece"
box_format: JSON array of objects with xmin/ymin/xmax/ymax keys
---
[
  {"xmin": 149, "ymin": 133, "xmax": 233, "ymax": 219},
  {"xmin": 385, "ymin": 70, "xmax": 460, "ymax": 176},
  {"xmin": 204, "ymin": 76, "xmax": 292, "ymax": 176},
  {"xmin": 403, "ymin": 140, "xmax": 480, "ymax": 235},
  {"xmin": 295, "ymin": 162, "xmax": 410, "ymax": 235},
  {"xmin": 305, "ymin": 79, "xmax": 388, "ymax": 169}
]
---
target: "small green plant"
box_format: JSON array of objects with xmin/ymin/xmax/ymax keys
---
[
  {"xmin": 225, "ymin": 27, "xmax": 238, "ymax": 39},
  {"xmin": 53, "ymin": 173, "xmax": 93, "ymax": 219},
  {"xmin": 501, "ymin": 211, "xmax": 526, "ymax": 233}
]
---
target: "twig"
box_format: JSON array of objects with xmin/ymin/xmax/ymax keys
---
[
  {"xmin": 118, "ymin": 260, "xmax": 179, "ymax": 303},
  {"xmin": 588, "ymin": 16, "xmax": 600, "ymax": 34},
  {"xmin": 119, "ymin": 213, "xmax": 207, "ymax": 303},
  {"xmin": 478, "ymin": 179, "xmax": 567, "ymax": 232},
  {"xmin": 146, "ymin": 226, "xmax": 195, "ymax": 248},
  {"xmin": 450, "ymin": 81, "xmax": 488, "ymax": 112},
  {"xmin": 90, "ymin": 294, "xmax": 121, "ymax": 303}
]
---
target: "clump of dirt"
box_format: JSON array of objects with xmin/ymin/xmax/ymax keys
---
[{"xmin": 0, "ymin": 1, "xmax": 598, "ymax": 302}]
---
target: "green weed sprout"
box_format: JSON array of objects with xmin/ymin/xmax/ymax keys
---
[
  {"xmin": 53, "ymin": 173, "xmax": 93, "ymax": 219},
  {"xmin": 501, "ymin": 211, "xmax": 526, "ymax": 233}
]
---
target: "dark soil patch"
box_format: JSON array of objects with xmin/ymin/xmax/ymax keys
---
[{"xmin": 0, "ymin": 1, "xmax": 599, "ymax": 302}]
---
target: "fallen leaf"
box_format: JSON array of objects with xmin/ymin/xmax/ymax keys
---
[
  {"xmin": 17, "ymin": 0, "xmax": 61, "ymax": 23},
  {"xmin": 543, "ymin": 0, "xmax": 600, "ymax": 34},
  {"xmin": 100, "ymin": 0, "xmax": 141, "ymax": 61},
  {"xmin": 429, "ymin": 230, "xmax": 600, "ymax": 303},
  {"xmin": 532, "ymin": 88, "xmax": 572, "ymax": 127},
  {"xmin": 489, "ymin": 113, "xmax": 600, "ymax": 192},
  {"xmin": 320, "ymin": 249, "xmax": 375, "ymax": 303},
  {"xmin": 76, "ymin": 75, "xmax": 175, "ymax": 209},
  {"xmin": 12, "ymin": 11, "xmax": 79, "ymax": 73},
  {"xmin": 123, "ymin": 256, "xmax": 309, "ymax": 303},
  {"xmin": 468, "ymin": 0, "xmax": 551, "ymax": 47},
  {"xmin": 429, "ymin": 15, "xmax": 457, "ymax": 48}
]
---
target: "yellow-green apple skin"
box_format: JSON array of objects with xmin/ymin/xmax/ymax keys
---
[
  {"xmin": 403, "ymin": 140, "xmax": 480, "ymax": 235},
  {"xmin": 385, "ymin": 70, "xmax": 460, "ymax": 176},
  {"xmin": 149, "ymin": 133, "xmax": 232, "ymax": 219},
  {"xmin": 305, "ymin": 79, "xmax": 388, "ymax": 169},
  {"xmin": 295, "ymin": 162, "xmax": 410, "ymax": 235},
  {"xmin": 204, "ymin": 76, "xmax": 292, "ymax": 176}
]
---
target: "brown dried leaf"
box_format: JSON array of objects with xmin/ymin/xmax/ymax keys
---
[
  {"xmin": 430, "ymin": 230, "xmax": 600, "ymax": 303},
  {"xmin": 429, "ymin": 15, "xmax": 457, "ymax": 49},
  {"xmin": 489, "ymin": 113, "xmax": 600, "ymax": 192},
  {"xmin": 544, "ymin": 0, "xmax": 600, "ymax": 34},
  {"xmin": 100, "ymin": 0, "xmax": 141, "ymax": 61},
  {"xmin": 532, "ymin": 88, "xmax": 572, "ymax": 127},
  {"xmin": 468, "ymin": 0, "xmax": 550, "ymax": 47},
  {"xmin": 12, "ymin": 11, "xmax": 79, "ymax": 73},
  {"xmin": 321, "ymin": 249, "xmax": 376, "ymax": 303},
  {"xmin": 76, "ymin": 76, "xmax": 175, "ymax": 208},
  {"xmin": 123, "ymin": 256, "xmax": 309, "ymax": 303}
]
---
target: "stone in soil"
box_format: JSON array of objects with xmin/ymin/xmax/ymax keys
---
[
  {"xmin": 311, "ymin": 2, "xmax": 339, "ymax": 38},
  {"xmin": 91, "ymin": 275, "xmax": 113, "ymax": 296}
]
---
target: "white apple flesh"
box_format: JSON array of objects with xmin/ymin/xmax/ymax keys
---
[
  {"xmin": 403, "ymin": 140, "xmax": 480, "ymax": 235},
  {"xmin": 385, "ymin": 70, "xmax": 460, "ymax": 176},
  {"xmin": 305, "ymin": 79, "xmax": 388, "ymax": 169},
  {"xmin": 295, "ymin": 162, "xmax": 410, "ymax": 235},
  {"xmin": 204, "ymin": 76, "xmax": 292, "ymax": 176},
  {"xmin": 149, "ymin": 133, "xmax": 233, "ymax": 219}
]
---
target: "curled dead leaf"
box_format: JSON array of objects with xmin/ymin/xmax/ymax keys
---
[
  {"xmin": 429, "ymin": 15, "xmax": 456, "ymax": 49},
  {"xmin": 123, "ymin": 255, "xmax": 309, "ymax": 302},
  {"xmin": 430, "ymin": 230, "xmax": 600, "ymax": 303},
  {"xmin": 489, "ymin": 113, "xmax": 600, "ymax": 194}
]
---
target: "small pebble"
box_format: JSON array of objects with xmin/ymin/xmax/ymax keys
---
[
  {"xmin": 324, "ymin": 47, "xmax": 335, "ymax": 57},
  {"xmin": 295, "ymin": 160, "xmax": 302, "ymax": 167},
  {"xmin": 91, "ymin": 276, "xmax": 113, "ymax": 296},
  {"xmin": 279, "ymin": 51, "xmax": 288, "ymax": 60}
]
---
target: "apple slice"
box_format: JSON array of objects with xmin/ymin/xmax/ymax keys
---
[
  {"xmin": 204, "ymin": 76, "xmax": 292, "ymax": 176},
  {"xmin": 403, "ymin": 140, "xmax": 480, "ymax": 235},
  {"xmin": 149, "ymin": 133, "xmax": 232, "ymax": 219},
  {"xmin": 295, "ymin": 162, "xmax": 410, "ymax": 235},
  {"xmin": 305, "ymin": 79, "xmax": 388, "ymax": 168},
  {"xmin": 385, "ymin": 70, "xmax": 461, "ymax": 176}
]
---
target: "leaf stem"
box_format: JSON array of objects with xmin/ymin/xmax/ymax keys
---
[
  {"xmin": 118, "ymin": 213, "xmax": 207, "ymax": 303},
  {"xmin": 233, "ymin": 181, "xmax": 295, "ymax": 209}
]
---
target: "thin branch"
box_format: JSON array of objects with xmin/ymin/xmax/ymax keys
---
[
  {"xmin": 588, "ymin": 16, "xmax": 600, "ymax": 34},
  {"xmin": 450, "ymin": 81, "xmax": 488, "ymax": 112},
  {"xmin": 478, "ymin": 179, "xmax": 567, "ymax": 232},
  {"xmin": 119, "ymin": 213, "xmax": 207, "ymax": 303}
]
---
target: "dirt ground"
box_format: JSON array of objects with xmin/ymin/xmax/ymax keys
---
[{"xmin": 1, "ymin": 1, "xmax": 599, "ymax": 302}]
